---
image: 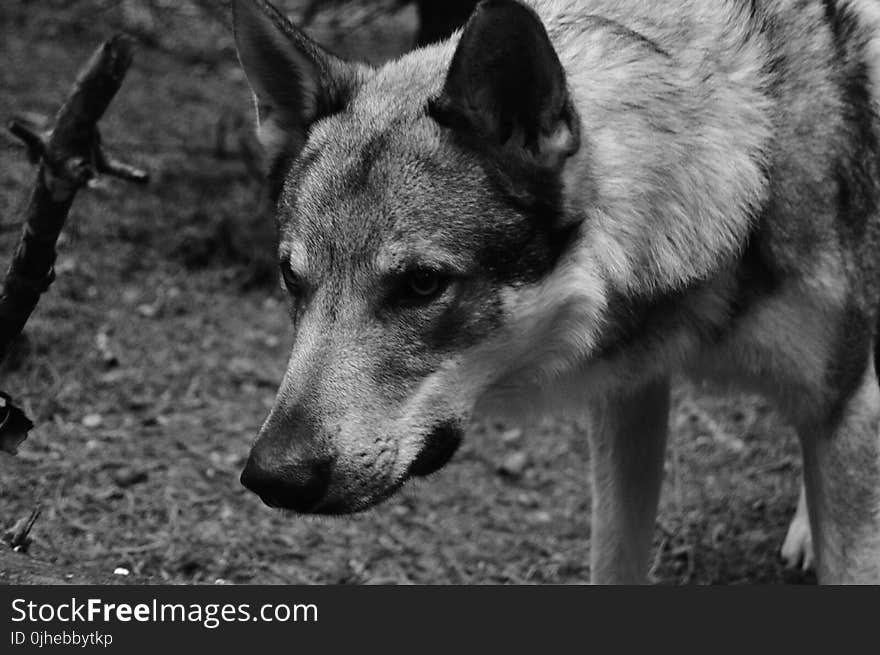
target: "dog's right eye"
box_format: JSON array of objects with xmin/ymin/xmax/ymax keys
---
[{"xmin": 280, "ymin": 264, "xmax": 303, "ymax": 299}]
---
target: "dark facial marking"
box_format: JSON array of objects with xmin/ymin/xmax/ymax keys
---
[{"xmin": 407, "ymin": 422, "xmax": 464, "ymax": 477}]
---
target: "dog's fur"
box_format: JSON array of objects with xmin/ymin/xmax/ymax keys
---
[{"xmin": 232, "ymin": 0, "xmax": 880, "ymax": 583}]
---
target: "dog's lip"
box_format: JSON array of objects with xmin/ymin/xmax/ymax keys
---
[
  {"xmin": 406, "ymin": 423, "xmax": 464, "ymax": 478},
  {"xmin": 273, "ymin": 482, "xmax": 405, "ymax": 516}
]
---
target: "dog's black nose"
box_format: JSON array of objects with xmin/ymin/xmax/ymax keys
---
[{"xmin": 240, "ymin": 454, "xmax": 332, "ymax": 513}]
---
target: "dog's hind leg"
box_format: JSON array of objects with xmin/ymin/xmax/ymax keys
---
[
  {"xmin": 587, "ymin": 377, "xmax": 670, "ymax": 584},
  {"xmin": 781, "ymin": 482, "xmax": 815, "ymax": 572},
  {"xmin": 796, "ymin": 358, "xmax": 880, "ymax": 583}
]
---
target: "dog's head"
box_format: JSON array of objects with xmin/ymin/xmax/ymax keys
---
[{"xmin": 233, "ymin": 0, "xmax": 589, "ymax": 513}]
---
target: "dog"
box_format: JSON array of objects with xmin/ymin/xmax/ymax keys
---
[{"xmin": 232, "ymin": 0, "xmax": 880, "ymax": 584}]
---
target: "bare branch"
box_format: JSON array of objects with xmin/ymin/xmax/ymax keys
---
[
  {"xmin": 0, "ymin": 34, "xmax": 148, "ymax": 451},
  {"xmin": 7, "ymin": 120, "xmax": 48, "ymax": 164},
  {"xmin": 95, "ymin": 146, "xmax": 149, "ymax": 184},
  {"xmin": 2, "ymin": 506, "xmax": 42, "ymax": 553}
]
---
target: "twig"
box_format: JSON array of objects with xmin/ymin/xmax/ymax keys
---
[
  {"xmin": 3, "ymin": 506, "xmax": 42, "ymax": 553},
  {"xmin": 0, "ymin": 34, "xmax": 148, "ymax": 453},
  {"xmin": 1, "ymin": 34, "xmax": 148, "ymax": 360}
]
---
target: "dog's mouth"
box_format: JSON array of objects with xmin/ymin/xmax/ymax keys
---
[{"xmin": 406, "ymin": 423, "xmax": 464, "ymax": 478}]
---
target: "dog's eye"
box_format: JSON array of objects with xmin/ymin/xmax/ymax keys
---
[
  {"xmin": 280, "ymin": 264, "xmax": 303, "ymax": 298},
  {"xmin": 402, "ymin": 269, "xmax": 449, "ymax": 304}
]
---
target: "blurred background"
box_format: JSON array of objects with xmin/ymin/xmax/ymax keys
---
[{"xmin": 1, "ymin": 0, "xmax": 809, "ymax": 584}]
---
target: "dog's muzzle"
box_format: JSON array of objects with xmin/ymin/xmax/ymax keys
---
[{"xmin": 241, "ymin": 422, "xmax": 464, "ymax": 513}]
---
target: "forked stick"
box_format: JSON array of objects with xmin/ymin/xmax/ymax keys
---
[{"xmin": 0, "ymin": 34, "xmax": 148, "ymax": 455}]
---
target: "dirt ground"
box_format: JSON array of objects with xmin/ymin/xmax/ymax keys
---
[{"xmin": 0, "ymin": 0, "xmax": 814, "ymax": 585}]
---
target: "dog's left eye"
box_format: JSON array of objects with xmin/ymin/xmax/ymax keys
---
[{"xmin": 401, "ymin": 268, "xmax": 450, "ymax": 304}]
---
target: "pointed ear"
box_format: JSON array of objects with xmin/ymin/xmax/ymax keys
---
[
  {"xmin": 428, "ymin": 0, "xmax": 579, "ymax": 172},
  {"xmin": 232, "ymin": 0, "xmax": 359, "ymax": 170}
]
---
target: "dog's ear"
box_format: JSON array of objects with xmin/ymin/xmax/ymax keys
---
[
  {"xmin": 232, "ymin": 0, "xmax": 359, "ymax": 169},
  {"xmin": 428, "ymin": 0, "xmax": 579, "ymax": 172}
]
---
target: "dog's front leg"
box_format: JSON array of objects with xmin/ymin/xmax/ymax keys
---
[
  {"xmin": 797, "ymin": 361, "xmax": 880, "ymax": 584},
  {"xmin": 781, "ymin": 481, "xmax": 814, "ymax": 572},
  {"xmin": 586, "ymin": 377, "xmax": 670, "ymax": 584}
]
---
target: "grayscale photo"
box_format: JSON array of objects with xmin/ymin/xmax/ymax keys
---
[{"xmin": 3, "ymin": 0, "xmax": 880, "ymax": 597}]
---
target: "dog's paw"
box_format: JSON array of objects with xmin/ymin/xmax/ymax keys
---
[{"xmin": 781, "ymin": 512, "xmax": 814, "ymax": 572}]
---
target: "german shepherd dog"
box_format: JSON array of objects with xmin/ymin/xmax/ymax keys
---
[{"xmin": 232, "ymin": 0, "xmax": 880, "ymax": 583}]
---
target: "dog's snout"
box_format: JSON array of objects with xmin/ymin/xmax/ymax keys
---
[{"xmin": 240, "ymin": 452, "xmax": 332, "ymax": 513}]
